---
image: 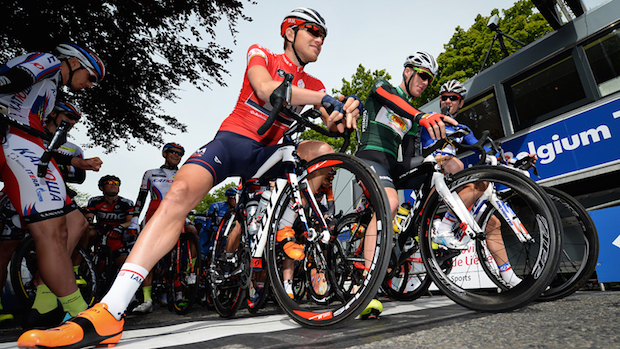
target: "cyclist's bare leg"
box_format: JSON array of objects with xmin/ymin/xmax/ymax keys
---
[
  {"xmin": 225, "ymin": 223, "xmax": 242, "ymax": 253},
  {"xmin": 366, "ymin": 187, "xmax": 398, "ymax": 271},
  {"xmin": 482, "ymin": 214, "xmax": 509, "ymax": 264},
  {"xmin": 28, "ymin": 217, "xmax": 77, "ymax": 297},
  {"xmin": 98, "ymin": 164, "xmax": 213, "ymax": 319},
  {"xmin": 280, "ymin": 141, "xmax": 333, "ymax": 291}
]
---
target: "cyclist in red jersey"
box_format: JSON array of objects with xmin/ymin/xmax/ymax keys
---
[
  {"xmin": 85, "ymin": 175, "xmax": 135, "ymax": 270},
  {"xmin": 18, "ymin": 8, "xmax": 397, "ymax": 348}
]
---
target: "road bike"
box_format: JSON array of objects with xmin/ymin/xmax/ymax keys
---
[
  {"xmin": 205, "ymin": 73, "xmax": 392, "ymax": 327},
  {"xmin": 379, "ymin": 129, "xmax": 563, "ymax": 311}
]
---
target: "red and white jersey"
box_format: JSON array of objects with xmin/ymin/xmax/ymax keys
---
[
  {"xmin": 140, "ymin": 166, "xmax": 177, "ymax": 207},
  {"xmin": 218, "ymin": 44, "xmax": 326, "ymax": 146},
  {"xmin": 0, "ymin": 52, "xmax": 61, "ymax": 132}
]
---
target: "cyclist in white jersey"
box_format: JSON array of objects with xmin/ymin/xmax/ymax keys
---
[
  {"xmin": 0, "ymin": 100, "xmax": 102, "ymax": 326},
  {"xmin": 0, "ymin": 43, "xmax": 105, "ymax": 329},
  {"xmin": 129, "ymin": 142, "xmax": 197, "ymax": 314}
]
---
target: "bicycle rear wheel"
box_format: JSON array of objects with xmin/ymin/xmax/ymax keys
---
[
  {"xmin": 419, "ymin": 166, "xmax": 562, "ymax": 312},
  {"xmin": 207, "ymin": 211, "xmax": 249, "ymax": 318},
  {"xmin": 168, "ymin": 232, "xmax": 202, "ymax": 315},
  {"xmin": 537, "ymin": 187, "xmax": 598, "ymax": 301},
  {"xmin": 266, "ymin": 153, "xmax": 392, "ymax": 327}
]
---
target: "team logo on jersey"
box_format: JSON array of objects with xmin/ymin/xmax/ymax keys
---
[
  {"xmin": 214, "ymin": 156, "xmax": 222, "ymax": 165},
  {"xmin": 277, "ymin": 69, "xmax": 286, "ymax": 78},
  {"xmin": 389, "ymin": 114, "xmax": 407, "ymax": 132},
  {"xmin": 297, "ymin": 79, "xmax": 305, "ymax": 89}
]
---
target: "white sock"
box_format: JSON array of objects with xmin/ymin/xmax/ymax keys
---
[
  {"xmin": 101, "ymin": 263, "xmax": 149, "ymax": 320},
  {"xmin": 278, "ymin": 201, "xmax": 297, "ymax": 230},
  {"xmin": 498, "ymin": 262, "xmax": 521, "ymax": 286},
  {"xmin": 283, "ymin": 280, "xmax": 294, "ymax": 295},
  {"xmin": 437, "ymin": 211, "xmax": 457, "ymax": 234}
]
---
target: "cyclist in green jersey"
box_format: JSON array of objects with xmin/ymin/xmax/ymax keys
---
[{"xmin": 355, "ymin": 51, "xmax": 457, "ymax": 318}]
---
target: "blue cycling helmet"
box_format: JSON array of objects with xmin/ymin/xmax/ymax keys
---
[
  {"xmin": 225, "ymin": 188, "xmax": 238, "ymax": 197},
  {"xmin": 53, "ymin": 101, "xmax": 82, "ymax": 121},
  {"xmin": 56, "ymin": 43, "xmax": 106, "ymax": 83},
  {"xmin": 162, "ymin": 142, "xmax": 185, "ymax": 156}
]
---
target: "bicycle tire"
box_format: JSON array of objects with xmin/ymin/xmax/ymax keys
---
[
  {"xmin": 10, "ymin": 236, "xmax": 97, "ymax": 307},
  {"xmin": 207, "ymin": 211, "xmax": 248, "ymax": 318},
  {"xmin": 168, "ymin": 232, "xmax": 202, "ymax": 315},
  {"xmin": 266, "ymin": 153, "xmax": 392, "ymax": 327},
  {"xmin": 419, "ymin": 165, "xmax": 562, "ymax": 312},
  {"xmin": 92, "ymin": 245, "xmax": 116, "ymax": 303},
  {"xmin": 537, "ymin": 187, "xmax": 599, "ymax": 301}
]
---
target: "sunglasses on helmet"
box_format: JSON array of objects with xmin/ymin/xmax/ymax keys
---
[
  {"xmin": 441, "ymin": 95, "xmax": 461, "ymax": 102},
  {"xmin": 412, "ymin": 67, "xmax": 434, "ymax": 84},
  {"xmin": 301, "ymin": 24, "xmax": 326, "ymax": 40}
]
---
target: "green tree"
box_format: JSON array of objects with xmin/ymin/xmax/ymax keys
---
[
  {"xmin": 414, "ymin": 0, "xmax": 552, "ymax": 107},
  {"xmin": 193, "ymin": 182, "xmax": 237, "ymax": 213},
  {"xmin": 67, "ymin": 184, "xmax": 90, "ymax": 207},
  {"xmin": 299, "ymin": 64, "xmax": 391, "ymax": 153},
  {"xmin": 1, "ymin": 0, "xmax": 252, "ymax": 152}
]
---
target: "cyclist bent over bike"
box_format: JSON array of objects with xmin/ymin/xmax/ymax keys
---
[
  {"xmin": 1, "ymin": 43, "xmax": 104, "ymax": 334},
  {"xmin": 18, "ymin": 7, "xmax": 362, "ymax": 348}
]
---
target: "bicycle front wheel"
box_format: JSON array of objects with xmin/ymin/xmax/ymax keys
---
[
  {"xmin": 266, "ymin": 153, "xmax": 392, "ymax": 328},
  {"xmin": 537, "ymin": 187, "xmax": 599, "ymax": 301},
  {"xmin": 207, "ymin": 211, "xmax": 248, "ymax": 318},
  {"xmin": 419, "ymin": 166, "xmax": 562, "ymax": 312}
]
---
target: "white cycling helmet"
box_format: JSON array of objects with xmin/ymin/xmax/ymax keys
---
[
  {"xmin": 56, "ymin": 43, "xmax": 106, "ymax": 83},
  {"xmin": 280, "ymin": 7, "xmax": 327, "ymax": 38},
  {"xmin": 440, "ymin": 80, "xmax": 468, "ymax": 99},
  {"xmin": 403, "ymin": 51, "xmax": 438, "ymax": 76}
]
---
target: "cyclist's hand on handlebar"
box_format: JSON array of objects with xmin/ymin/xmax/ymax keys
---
[
  {"xmin": 322, "ymin": 94, "xmax": 362, "ymax": 132},
  {"xmin": 108, "ymin": 226, "xmax": 124, "ymax": 239},
  {"xmin": 417, "ymin": 113, "xmax": 458, "ymax": 140}
]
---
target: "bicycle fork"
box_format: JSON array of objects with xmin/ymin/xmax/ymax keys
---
[{"xmin": 471, "ymin": 184, "xmax": 534, "ymax": 243}]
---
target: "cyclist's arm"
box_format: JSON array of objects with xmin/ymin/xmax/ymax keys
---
[
  {"xmin": 247, "ymin": 64, "xmax": 325, "ymax": 108},
  {"xmin": 133, "ymin": 171, "xmax": 150, "ymax": 218},
  {"xmin": 0, "ymin": 66, "xmax": 35, "ymax": 94},
  {"xmin": 373, "ymin": 84, "xmax": 458, "ymax": 138}
]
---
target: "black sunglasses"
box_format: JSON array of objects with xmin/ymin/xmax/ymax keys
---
[
  {"xmin": 302, "ymin": 24, "xmax": 326, "ymax": 40},
  {"xmin": 167, "ymin": 149, "xmax": 184, "ymax": 156},
  {"xmin": 441, "ymin": 95, "xmax": 461, "ymax": 102}
]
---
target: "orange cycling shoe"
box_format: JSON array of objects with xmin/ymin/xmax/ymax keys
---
[
  {"xmin": 17, "ymin": 303, "xmax": 124, "ymax": 349},
  {"xmin": 276, "ymin": 226, "xmax": 305, "ymax": 261}
]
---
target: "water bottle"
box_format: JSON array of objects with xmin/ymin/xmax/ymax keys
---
[
  {"xmin": 246, "ymin": 199, "xmax": 259, "ymax": 235},
  {"xmin": 247, "ymin": 190, "xmax": 271, "ymax": 235},
  {"xmin": 392, "ymin": 202, "xmax": 412, "ymax": 234}
]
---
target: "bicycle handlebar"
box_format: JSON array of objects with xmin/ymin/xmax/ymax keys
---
[
  {"xmin": 258, "ymin": 73, "xmax": 293, "ymax": 136},
  {"xmin": 37, "ymin": 119, "xmax": 71, "ymax": 177},
  {"xmin": 258, "ymin": 73, "xmax": 352, "ymax": 153},
  {"xmin": 1, "ymin": 109, "xmax": 71, "ymax": 177}
]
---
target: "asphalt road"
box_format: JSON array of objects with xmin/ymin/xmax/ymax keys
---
[{"xmin": 0, "ymin": 289, "xmax": 617, "ymax": 348}]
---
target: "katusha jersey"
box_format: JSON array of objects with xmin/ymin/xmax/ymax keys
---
[
  {"xmin": 218, "ymin": 44, "xmax": 326, "ymax": 146},
  {"xmin": 134, "ymin": 166, "xmax": 177, "ymax": 223},
  {"xmin": 0, "ymin": 52, "xmax": 61, "ymax": 132}
]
